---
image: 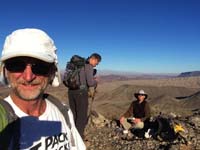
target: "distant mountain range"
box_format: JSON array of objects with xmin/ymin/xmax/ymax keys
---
[
  {"xmin": 97, "ymin": 69, "xmax": 177, "ymax": 76},
  {"xmin": 60, "ymin": 69, "xmax": 200, "ymax": 83},
  {"xmin": 178, "ymin": 71, "xmax": 200, "ymax": 77},
  {"xmin": 99, "ymin": 74, "xmax": 175, "ymax": 83},
  {"xmin": 60, "ymin": 69, "xmax": 177, "ymax": 81},
  {"xmin": 97, "ymin": 70, "xmax": 177, "ymax": 82}
]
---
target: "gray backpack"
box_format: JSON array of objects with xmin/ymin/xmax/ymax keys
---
[{"xmin": 63, "ymin": 55, "xmax": 86, "ymax": 89}]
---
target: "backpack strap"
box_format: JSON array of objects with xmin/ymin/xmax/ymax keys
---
[
  {"xmin": 43, "ymin": 94, "xmax": 75, "ymax": 146},
  {"xmin": 0, "ymin": 99, "xmax": 20, "ymax": 149},
  {"xmin": 0, "ymin": 99, "xmax": 18, "ymax": 132},
  {"xmin": 43, "ymin": 94, "xmax": 71, "ymax": 129}
]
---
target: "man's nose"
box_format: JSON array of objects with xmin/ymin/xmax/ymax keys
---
[{"xmin": 22, "ymin": 65, "xmax": 36, "ymax": 81}]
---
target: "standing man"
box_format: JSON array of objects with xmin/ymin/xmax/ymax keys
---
[
  {"xmin": 66, "ymin": 53, "xmax": 101, "ymax": 138},
  {"xmin": 120, "ymin": 90, "xmax": 151, "ymax": 133},
  {"xmin": 0, "ymin": 28, "xmax": 85, "ymax": 149}
]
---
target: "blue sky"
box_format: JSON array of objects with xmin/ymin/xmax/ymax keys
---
[{"xmin": 0, "ymin": 0, "xmax": 199, "ymax": 74}]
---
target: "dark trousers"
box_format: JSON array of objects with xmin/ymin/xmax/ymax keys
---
[{"xmin": 68, "ymin": 89, "xmax": 88, "ymax": 138}]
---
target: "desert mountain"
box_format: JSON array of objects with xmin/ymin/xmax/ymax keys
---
[
  {"xmin": 94, "ymin": 84, "xmax": 199, "ymax": 118},
  {"xmin": 178, "ymin": 71, "xmax": 200, "ymax": 77},
  {"xmin": 181, "ymin": 91, "xmax": 200, "ymax": 109},
  {"xmin": 98, "ymin": 75, "xmax": 130, "ymax": 83}
]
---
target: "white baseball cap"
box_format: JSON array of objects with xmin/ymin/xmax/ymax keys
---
[{"xmin": 1, "ymin": 28, "xmax": 60, "ymax": 87}]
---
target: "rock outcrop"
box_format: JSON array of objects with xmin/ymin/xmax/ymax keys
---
[{"xmin": 85, "ymin": 110, "xmax": 200, "ymax": 150}]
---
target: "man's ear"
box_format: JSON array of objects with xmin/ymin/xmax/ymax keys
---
[
  {"xmin": 49, "ymin": 64, "xmax": 60, "ymax": 84},
  {"xmin": 2, "ymin": 65, "xmax": 9, "ymax": 85},
  {"xmin": 49, "ymin": 75, "xmax": 54, "ymax": 84},
  {"xmin": 49, "ymin": 66, "xmax": 56, "ymax": 84}
]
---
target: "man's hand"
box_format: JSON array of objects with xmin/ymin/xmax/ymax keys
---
[
  {"xmin": 133, "ymin": 118, "xmax": 141, "ymax": 124},
  {"xmin": 120, "ymin": 116, "xmax": 125, "ymax": 124},
  {"xmin": 94, "ymin": 76, "xmax": 100, "ymax": 83},
  {"xmin": 88, "ymin": 87, "xmax": 97, "ymax": 98}
]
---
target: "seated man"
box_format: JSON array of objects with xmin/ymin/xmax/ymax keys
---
[{"xmin": 120, "ymin": 90, "xmax": 151, "ymax": 133}]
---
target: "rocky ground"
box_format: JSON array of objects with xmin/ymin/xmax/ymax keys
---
[{"xmin": 84, "ymin": 110, "xmax": 200, "ymax": 150}]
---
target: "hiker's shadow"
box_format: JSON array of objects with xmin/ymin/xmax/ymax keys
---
[{"xmin": 0, "ymin": 116, "xmax": 62, "ymax": 149}]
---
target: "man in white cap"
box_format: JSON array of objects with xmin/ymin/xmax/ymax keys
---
[
  {"xmin": 120, "ymin": 89, "xmax": 151, "ymax": 133},
  {"xmin": 0, "ymin": 28, "xmax": 85, "ymax": 150}
]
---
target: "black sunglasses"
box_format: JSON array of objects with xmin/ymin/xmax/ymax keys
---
[
  {"xmin": 5, "ymin": 58, "xmax": 54, "ymax": 76},
  {"xmin": 138, "ymin": 94, "xmax": 146, "ymax": 96}
]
